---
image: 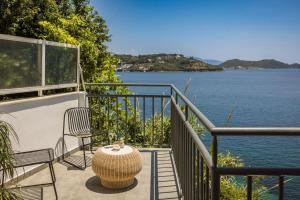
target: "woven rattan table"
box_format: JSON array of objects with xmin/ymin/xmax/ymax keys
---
[{"xmin": 92, "ymin": 145, "xmax": 143, "ymax": 189}]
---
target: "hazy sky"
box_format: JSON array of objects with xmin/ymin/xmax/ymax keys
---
[{"xmin": 92, "ymin": 0, "xmax": 300, "ymax": 63}]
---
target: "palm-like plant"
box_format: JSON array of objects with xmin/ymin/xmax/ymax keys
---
[{"xmin": 0, "ymin": 120, "xmax": 19, "ymax": 200}]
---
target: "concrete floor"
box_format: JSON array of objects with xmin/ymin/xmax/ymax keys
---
[{"xmin": 17, "ymin": 149, "xmax": 181, "ymax": 200}]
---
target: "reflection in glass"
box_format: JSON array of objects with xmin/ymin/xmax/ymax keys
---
[
  {"xmin": 0, "ymin": 39, "xmax": 42, "ymax": 89},
  {"xmin": 45, "ymin": 45, "xmax": 77, "ymax": 85}
]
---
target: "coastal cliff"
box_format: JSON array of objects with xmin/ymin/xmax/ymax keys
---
[{"xmin": 116, "ymin": 54, "xmax": 223, "ymax": 72}]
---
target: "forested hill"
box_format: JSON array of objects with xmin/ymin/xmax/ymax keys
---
[
  {"xmin": 220, "ymin": 59, "xmax": 300, "ymax": 69},
  {"xmin": 116, "ymin": 54, "xmax": 223, "ymax": 72}
]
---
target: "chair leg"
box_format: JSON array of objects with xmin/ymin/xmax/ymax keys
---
[
  {"xmin": 90, "ymin": 136, "xmax": 93, "ymax": 154},
  {"xmin": 50, "ymin": 162, "xmax": 56, "ymax": 182},
  {"xmin": 62, "ymin": 136, "xmax": 86, "ymax": 170},
  {"xmin": 62, "ymin": 134, "xmax": 65, "ymax": 161},
  {"xmin": 49, "ymin": 163, "xmax": 58, "ymax": 200},
  {"xmin": 1, "ymin": 169, "xmax": 4, "ymax": 188},
  {"xmin": 82, "ymin": 138, "xmax": 87, "ymax": 169}
]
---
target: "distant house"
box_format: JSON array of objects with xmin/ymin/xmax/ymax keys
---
[
  {"xmin": 176, "ymin": 54, "xmax": 182, "ymax": 59},
  {"xmin": 138, "ymin": 66, "xmax": 150, "ymax": 71},
  {"xmin": 116, "ymin": 63, "xmax": 133, "ymax": 71}
]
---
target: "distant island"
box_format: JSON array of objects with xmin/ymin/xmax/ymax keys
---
[
  {"xmin": 116, "ymin": 54, "xmax": 223, "ymax": 72},
  {"xmin": 220, "ymin": 59, "xmax": 300, "ymax": 69},
  {"xmin": 116, "ymin": 54, "xmax": 300, "ymax": 72}
]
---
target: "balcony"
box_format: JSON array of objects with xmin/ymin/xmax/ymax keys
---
[
  {"xmin": 1, "ymin": 83, "xmax": 300, "ymax": 200},
  {"xmin": 1, "ymin": 35, "xmax": 300, "ymax": 200}
]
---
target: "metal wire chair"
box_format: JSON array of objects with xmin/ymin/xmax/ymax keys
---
[
  {"xmin": 62, "ymin": 107, "xmax": 93, "ymax": 170},
  {"xmin": 1, "ymin": 148, "xmax": 57, "ymax": 200}
]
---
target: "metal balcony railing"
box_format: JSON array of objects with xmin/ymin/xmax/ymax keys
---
[
  {"xmin": 86, "ymin": 83, "xmax": 172, "ymax": 146},
  {"xmin": 85, "ymin": 83, "xmax": 300, "ymax": 200}
]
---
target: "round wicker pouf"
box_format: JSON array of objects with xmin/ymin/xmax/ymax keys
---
[{"xmin": 92, "ymin": 145, "xmax": 143, "ymax": 189}]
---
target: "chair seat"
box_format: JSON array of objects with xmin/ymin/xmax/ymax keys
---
[
  {"xmin": 75, "ymin": 133, "xmax": 92, "ymax": 138},
  {"xmin": 10, "ymin": 186, "xmax": 43, "ymax": 200},
  {"xmin": 71, "ymin": 129, "xmax": 104, "ymax": 138},
  {"xmin": 13, "ymin": 148, "xmax": 54, "ymax": 167}
]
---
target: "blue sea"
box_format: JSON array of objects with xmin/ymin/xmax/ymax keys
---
[{"xmin": 118, "ymin": 69, "xmax": 300, "ymax": 199}]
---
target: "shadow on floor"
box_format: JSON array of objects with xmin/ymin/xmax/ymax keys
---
[
  {"xmin": 59, "ymin": 155, "xmax": 92, "ymax": 170},
  {"xmin": 85, "ymin": 176, "xmax": 138, "ymax": 194},
  {"xmin": 151, "ymin": 150, "xmax": 181, "ymax": 200},
  {"xmin": 10, "ymin": 186, "xmax": 43, "ymax": 200}
]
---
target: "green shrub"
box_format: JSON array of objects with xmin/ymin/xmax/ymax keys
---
[{"xmin": 0, "ymin": 121, "xmax": 19, "ymax": 200}]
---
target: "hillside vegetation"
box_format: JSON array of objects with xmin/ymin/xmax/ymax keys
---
[
  {"xmin": 220, "ymin": 59, "xmax": 300, "ymax": 69},
  {"xmin": 116, "ymin": 54, "xmax": 223, "ymax": 72}
]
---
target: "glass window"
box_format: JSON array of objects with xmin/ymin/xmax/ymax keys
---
[
  {"xmin": 0, "ymin": 39, "xmax": 42, "ymax": 89},
  {"xmin": 45, "ymin": 45, "xmax": 77, "ymax": 85}
]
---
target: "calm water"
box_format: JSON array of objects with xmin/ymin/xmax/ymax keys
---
[{"xmin": 118, "ymin": 69, "xmax": 300, "ymax": 199}]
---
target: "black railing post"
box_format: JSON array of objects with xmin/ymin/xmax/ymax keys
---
[
  {"xmin": 152, "ymin": 97, "xmax": 155, "ymax": 146},
  {"xmin": 161, "ymin": 97, "xmax": 164, "ymax": 145},
  {"xmin": 185, "ymin": 104, "xmax": 189, "ymax": 121},
  {"xmin": 212, "ymin": 135, "xmax": 218, "ymax": 166},
  {"xmin": 247, "ymin": 176, "xmax": 253, "ymax": 200},
  {"xmin": 134, "ymin": 96, "xmax": 137, "ymax": 144},
  {"xmin": 116, "ymin": 97, "xmax": 119, "ymax": 133},
  {"xmin": 143, "ymin": 96, "xmax": 146, "ymax": 146},
  {"xmin": 279, "ymin": 176, "xmax": 284, "ymax": 200},
  {"xmin": 125, "ymin": 96, "xmax": 128, "ymax": 143},
  {"xmin": 211, "ymin": 135, "xmax": 220, "ymax": 200}
]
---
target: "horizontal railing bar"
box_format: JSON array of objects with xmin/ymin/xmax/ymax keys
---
[
  {"xmin": 0, "ymin": 86, "xmax": 43, "ymax": 95},
  {"xmin": 217, "ymin": 167, "xmax": 300, "ymax": 176},
  {"xmin": 212, "ymin": 127, "xmax": 300, "ymax": 136},
  {"xmin": 0, "ymin": 33, "xmax": 43, "ymax": 44},
  {"xmin": 87, "ymin": 94, "xmax": 171, "ymax": 98},
  {"xmin": 45, "ymin": 40, "xmax": 78, "ymax": 48},
  {"xmin": 43, "ymin": 83, "xmax": 78, "ymax": 90},
  {"xmin": 86, "ymin": 83, "xmax": 172, "ymax": 87},
  {"xmin": 171, "ymin": 97, "xmax": 213, "ymax": 168},
  {"xmin": 170, "ymin": 84, "xmax": 216, "ymax": 131},
  {"xmin": 0, "ymin": 34, "xmax": 79, "ymax": 48},
  {"xmin": 0, "ymin": 83, "xmax": 78, "ymax": 95}
]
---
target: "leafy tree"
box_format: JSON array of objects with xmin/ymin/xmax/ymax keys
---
[{"xmin": 0, "ymin": 0, "xmax": 60, "ymax": 37}]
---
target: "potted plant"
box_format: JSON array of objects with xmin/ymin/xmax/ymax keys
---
[
  {"xmin": 108, "ymin": 132, "xmax": 125, "ymax": 148},
  {"xmin": 0, "ymin": 120, "xmax": 19, "ymax": 200}
]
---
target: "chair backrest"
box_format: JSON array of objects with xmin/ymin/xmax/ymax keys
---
[{"xmin": 64, "ymin": 107, "xmax": 91, "ymax": 135}]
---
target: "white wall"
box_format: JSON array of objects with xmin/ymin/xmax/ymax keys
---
[{"xmin": 0, "ymin": 92, "xmax": 87, "ymax": 179}]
